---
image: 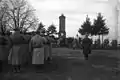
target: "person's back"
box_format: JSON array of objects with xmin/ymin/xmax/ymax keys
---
[
  {"xmin": 31, "ymin": 34, "xmax": 44, "ymax": 48},
  {"xmin": 19, "ymin": 34, "xmax": 31, "ymax": 65},
  {"xmin": 9, "ymin": 30, "xmax": 25, "ymax": 73},
  {"xmin": 0, "ymin": 34, "xmax": 7, "ymax": 73},
  {"xmin": 30, "ymin": 33, "xmax": 46, "ymax": 69}
]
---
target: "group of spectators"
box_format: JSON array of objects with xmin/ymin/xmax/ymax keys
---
[
  {"xmin": 0, "ymin": 29, "xmax": 54, "ymax": 73},
  {"xmin": 0, "ymin": 30, "xmax": 93, "ymax": 74}
]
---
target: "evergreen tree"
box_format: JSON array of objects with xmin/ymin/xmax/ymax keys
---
[
  {"xmin": 37, "ymin": 22, "xmax": 46, "ymax": 34},
  {"xmin": 92, "ymin": 13, "xmax": 109, "ymax": 46},
  {"xmin": 47, "ymin": 24, "xmax": 57, "ymax": 36},
  {"xmin": 78, "ymin": 15, "xmax": 92, "ymax": 35},
  {"xmin": 37, "ymin": 22, "xmax": 44, "ymax": 31}
]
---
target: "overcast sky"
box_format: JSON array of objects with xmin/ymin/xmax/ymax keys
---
[{"xmin": 27, "ymin": 0, "xmax": 120, "ymax": 42}]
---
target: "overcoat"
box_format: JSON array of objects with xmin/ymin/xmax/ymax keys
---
[
  {"xmin": 82, "ymin": 38, "xmax": 92, "ymax": 55},
  {"xmin": 19, "ymin": 35, "xmax": 31, "ymax": 65},
  {"xmin": 30, "ymin": 34, "xmax": 45, "ymax": 64},
  {"xmin": 0, "ymin": 35, "xmax": 9, "ymax": 61}
]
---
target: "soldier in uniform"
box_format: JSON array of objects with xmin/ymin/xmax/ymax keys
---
[{"xmin": 82, "ymin": 34, "xmax": 92, "ymax": 60}]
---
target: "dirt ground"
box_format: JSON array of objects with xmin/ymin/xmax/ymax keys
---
[{"xmin": 1, "ymin": 48, "xmax": 120, "ymax": 80}]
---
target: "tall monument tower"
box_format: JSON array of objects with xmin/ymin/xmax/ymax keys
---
[{"xmin": 59, "ymin": 14, "xmax": 66, "ymax": 38}]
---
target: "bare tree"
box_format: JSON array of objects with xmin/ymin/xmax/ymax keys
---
[
  {"xmin": 0, "ymin": 1, "xmax": 9, "ymax": 34},
  {"xmin": 3, "ymin": 0, "xmax": 38, "ymax": 32}
]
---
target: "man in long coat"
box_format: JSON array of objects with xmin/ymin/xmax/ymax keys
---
[
  {"xmin": 29, "ymin": 32, "xmax": 46, "ymax": 71},
  {"xmin": 82, "ymin": 34, "xmax": 92, "ymax": 60}
]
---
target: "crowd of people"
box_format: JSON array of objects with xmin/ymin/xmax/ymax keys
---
[
  {"xmin": 0, "ymin": 30, "xmax": 92, "ymax": 74},
  {"xmin": 0, "ymin": 29, "xmax": 54, "ymax": 73}
]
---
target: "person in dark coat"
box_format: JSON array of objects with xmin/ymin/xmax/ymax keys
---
[
  {"xmin": 0, "ymin": 33, "xmax": 9, "ymax": 73},
  {"xmin": 19, "ymin": 34, "xmax": 31, "ymax": 66},
  {"xmin": 82, "ymin": 34, "xmax": 92, "ymax": 60},
  {"xmin": 0, "ymin": 33, "xmax": 5, "ymax": 73}
]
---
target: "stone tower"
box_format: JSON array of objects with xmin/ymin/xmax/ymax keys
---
[{"xmin": 59, "ymin": 14, "xmax": 66, "ymax": 38}]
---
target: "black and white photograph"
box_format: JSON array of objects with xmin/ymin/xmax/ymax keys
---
[{"xmin": 0, "ymin": 0, "xmax": 120, "ymax": 80}]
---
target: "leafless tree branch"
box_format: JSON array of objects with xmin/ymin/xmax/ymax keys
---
[{"xmin": 0, "ymin": 0, "xmax": 38, "ymax": 32}]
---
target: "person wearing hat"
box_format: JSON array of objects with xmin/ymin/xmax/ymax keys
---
[
  {"xmin": 81, "ymin": 33, "xmax": 92, "ymax": 60},
  {"xmin": 29, "ymin": 31, "xmax": 46, "ymax": 72}
]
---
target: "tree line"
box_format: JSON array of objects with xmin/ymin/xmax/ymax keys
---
[
  {"xmin": 78, "ymin": 13, "xmax": 109, "ymax": 47},
  {"xmin": 0, "ymin": 0, "xmax": 58, "ymax": 36},
  {"xmin": 1, "ymin": 0, "xmax": 118, "ymax": 49}
]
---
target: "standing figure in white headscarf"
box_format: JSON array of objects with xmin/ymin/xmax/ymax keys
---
[{"xmin": 29, "ymin": 32, "xmax": 45, "ymax": 72}]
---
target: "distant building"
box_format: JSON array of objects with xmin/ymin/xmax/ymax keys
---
[{"xmin": 59, "ymin": 14, "xmax": 66, "ymax": 38}]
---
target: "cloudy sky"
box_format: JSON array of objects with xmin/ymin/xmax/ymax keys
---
[{"xmin": 27, "ymin": 0, "xmax": 120, "ymax": 41}]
